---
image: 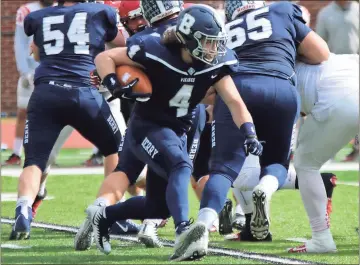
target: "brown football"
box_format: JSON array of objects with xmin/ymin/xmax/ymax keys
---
[{"xmin": 115, "ymin": 65, "xmax": 152, "ymax": 95}]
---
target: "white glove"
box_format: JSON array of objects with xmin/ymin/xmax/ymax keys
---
[{"xmin": 21, "ymin": 72, "xmax": 34, "ymax": 89}]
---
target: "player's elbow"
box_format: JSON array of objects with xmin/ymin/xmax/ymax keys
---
[{"xmin": 298, "ymin": 31, "xmax": 330, "ymax": 65}]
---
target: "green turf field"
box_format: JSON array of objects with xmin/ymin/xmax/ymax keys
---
[{"xmin": 1, "ymin": 169, "xmax": 358, "ymax": 264}]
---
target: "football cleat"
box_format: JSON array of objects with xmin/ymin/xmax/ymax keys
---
[
  {"xmin": 232, "ymin": 213, "xmax": 246, "ymax": 231},
  {"xmin": 170, "ymin": 221, "xmax": 208, "ymax": 262},
  {"xmin": 110, "ymin": 219, "xmax": 141, "ymax": 235},
  {"xmin": 138, "ymin": 221, "xmax": 163, "ymax": 248},
  {"xmin": 288, "ymin": 239, "xmax": 337, "ymax": 253},
  {"xmin": 224, "ymin": 229, "xmax": 272, "ymax": 242},
  {"xmin": 74, "ymin": 213, "xmax": 94, "ymax": 251},
  {"xmin": 87, "ymin": 205, "xmax": 111, "ymax": 255},
  {"xmin": 218, "ymin": 199, "xmax": 233, "ymax": 235},
  {"xmin": 32, "ymin": 189, "xmax": 47, "ymax": 219},
  {"xmin": 9, "ymin": 206, "xmax": 32, "ymax": 240},
  {"xmin": 250, "ymin": 186, "xmax": 270, "ymax": 240},
  {"xmin": 83, "ymin": 153, "xmax": 103, "ymax": 167},
  {"xmin": 2, "ymin": 153, "xmax": 21, "ymax": 166}
]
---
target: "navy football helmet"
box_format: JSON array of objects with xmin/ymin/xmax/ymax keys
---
[
  {"xmin": 140, "ymin": 0, "xmax": 184, "ymax": 24},
  {"xmin": 175, "ymin": 4, "xmax": 228, "ymax": 65},
  {"xmin": 225, "ymin": 0, "xmax": 266, "ymax": 22}
]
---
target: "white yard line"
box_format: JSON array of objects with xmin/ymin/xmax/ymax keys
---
[{"xmin": 1, "ymin": 218, "xmax": 320, "ymax": 264}]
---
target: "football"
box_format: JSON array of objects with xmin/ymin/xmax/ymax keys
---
[{"xmin": 115, "ymin": 65, "xmax": 152, "ymax": 95}]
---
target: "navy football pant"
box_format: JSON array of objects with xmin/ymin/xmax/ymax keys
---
[
  {"xmin": 202, "ymin": 74, "xmax": 299, "ymax": 213},
  {"xmin": 24, "ymin": 83, "xmax": 121, "ymax": 172}
]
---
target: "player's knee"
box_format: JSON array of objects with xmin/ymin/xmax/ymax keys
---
[
  {"xmin": 24, "ymin": 158, "xmax": 47, "ymax": 174},
  {"xmin": 210, "ymin": 162, "xmax": 238, "ymax": 183}
]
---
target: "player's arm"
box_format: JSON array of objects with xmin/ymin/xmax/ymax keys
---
[
  {"xmin": 213, "ymin": 75, "xmax": 262, "ymax": 156},
  {"xmin": 292, "ymin": 4, "xmax": 330, "ymax": 64},
  {"xmin": 104, "ymin": 7, "xmax": 126, "ymax": 48},
  {"xmin": 297, "ymin": 32, "xmax": 329, "ymax": 65},
  {"xmin": 201, "ymin": 86, "xmax": 216, "ymax": 105},
  {"xmin": 30, "ymin": 41, "xmax": 40, "ymax": 62},
  {"xmin": 14, "ymin": 6, "xmax": 31, "ymax": 76}
]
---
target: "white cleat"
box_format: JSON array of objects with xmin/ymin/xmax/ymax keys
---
[
  {"xmin": 87, "ymin": 205, "xmax": 111, "ymax": 255},
  {"xmin": 138, "ymin": 221, "xmax": 163, "ymax": 248},
  {"xmin": 250, "ymin": 186, "xmax": 270, "ymax": 240},
  {"xmin": 170, "ymin": 222, "xmax": 209, "ymax": 262},
  {"xmin": 288, "ymin": 238, "xmax": 337, "ymax": 253},
  {"xmin": 74, "ymin": 213, "xmax": 94, "ymax": 251}
]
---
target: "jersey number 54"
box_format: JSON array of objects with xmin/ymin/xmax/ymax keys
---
[{"xmin": 43, "ymin": 12, "xmax": 89, "ymax": 55}]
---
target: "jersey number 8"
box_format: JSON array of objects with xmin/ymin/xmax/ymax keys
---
[
  {"xmin": 43, "ymin": 12, "xmax": 89, "ymax": 55},
  {"xmin": 226, "ymin": 7, "xmax": 273, "ymax": 50}
]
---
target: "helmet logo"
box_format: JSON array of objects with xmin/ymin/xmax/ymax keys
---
[{"xmin": 178, "ymin": 13, "xmax": 195, "ymax": 35}]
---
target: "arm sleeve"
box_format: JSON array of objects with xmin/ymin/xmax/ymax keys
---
[
  {"xmin": 104, "ymin": 7, "xmax": 119, "ymax": 42},
  {"xmin": 292, "ymin": 4, "xmax": 312, "ymax": 45},
  {"xmin": 15, "ymin": 10, "xmax": 34, "ymax": 75},
  {"xmin": 315, "ymin": 9, "xmax": 328, "ymax": 42}
]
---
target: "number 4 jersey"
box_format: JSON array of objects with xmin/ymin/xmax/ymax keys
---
[
  {"xmin": 127, "ymin": 34, "xmax": 238, "ymax": 134},
  {"xmin": 24, "ymin": 3, "xmax": 119, "ymax": 87},
  {"xmin": 225, "ymin": 2, "xmax": 311, "ymax": 80}
]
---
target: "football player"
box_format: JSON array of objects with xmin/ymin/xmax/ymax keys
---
[
  {"xmin": 74, "ymin": 0, "xmax": 209, "ymax": 250},
  {"xmin": 179, "ymin": 0, "xmax": 329, "ymax": 259},
  {"xmin": 86, "ymin": 4, "xmax": 262, "ymax": 261},
  {"xmin": 2, "ymin": 0, "xmax": 54, "ymax": 167},
  {"xmin": 9, "ymin": 0, "xmax": 124, "ymax": 240}
]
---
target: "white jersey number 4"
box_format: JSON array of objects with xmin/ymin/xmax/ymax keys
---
[{"xmin": 169, "ymin": 84, "xmax": 194, "ymax": 117}]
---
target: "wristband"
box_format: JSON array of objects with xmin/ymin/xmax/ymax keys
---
[
  {"xmin": 240, "ymin": 122, "xmax": 256, "ymax": 138},
  {"xmin": 102, "ymin": 73, "xmax": 121, "ymax": 93}
]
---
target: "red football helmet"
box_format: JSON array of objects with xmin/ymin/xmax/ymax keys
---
[
  {"xmin": 183, "ymin": 2, "xmax": 194, "ymax": 9},
  {"xmin": 103, "ymin": 1, "xmax": 121, "ymax": 9},
  {"xmin": 118, "ymin": 0, "xmax": 147, "ymax": 36}
]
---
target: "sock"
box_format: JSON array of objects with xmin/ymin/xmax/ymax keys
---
[
  {"xmin": 296, "ymin": 168, "xmax": 329, "ymax": 233},
  {"xmin": 105, "ymin": 196, "xmax": 147, "ymax": 224},
  {"xmin": 313, "ymin": 228, "xmax": 333, "ymax": 241},
  {"xmin": 257, "ymin": 175, "xmax": 279, "ymax": 199},
  {"xmin": 38, "ymin": 180, "xmax": 47, "ymax": 197},
  {"xmin": 281, "ymin": 164, "xmax": 297, "ymax": 189},
  {"xmin": 92, "ymin": 146, "xmax": 99, "ymax": 155},
  {"xmin": 16, "ymin": 196, "xmax": 32, "ymax": 219},
  {"xmin": 166, "ymin": 165, "xmax": 192, "ymax": 227},
  {"xmin": 13, "ymin": 138, "xmax": 23, "ymax": 156},
  {"xmin": 94, "ymin": 197, "xmax": 110, "ymax": 207},
  {"xmin": 233, "ymin": 189, "xmax": 253, "ymax": 214},
  {"xmin": 197, "ymin": 207, "xmax": 218, "ymax": 230},
  {"xmin": 200, "ymin": 173, "xmax": 232, "ymax": 213}
]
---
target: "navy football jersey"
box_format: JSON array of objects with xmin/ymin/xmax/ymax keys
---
[
  {"xmin": 24, "ymin": 3, "xmax": 118, "ymax": 87},
  {"xmin": 225, "ymin": 2, "xmax": 311, "ymax": 80},
  {"xmin": 126, "ymin": 35, "xmax": 238, "ymax": 133}
]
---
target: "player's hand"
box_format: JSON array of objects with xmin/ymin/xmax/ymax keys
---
[
  {"xmin": 107, "ymin": 78, "xmax": 151, "ymax": 102},
  {"xmin": 240, "ymin": 122, "xmax": 263, "ymax": 156},
  {"xmin": 90, "ymin": 69, "xmax": 101, "ymax": 89},
  {"xmin": 205, "ymin": 105, "xmax": 214, "ymax": 123}
]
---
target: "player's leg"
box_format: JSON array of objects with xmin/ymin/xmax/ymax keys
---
[
  {"xmin": 74, "ymin": 123, "xmax": 145, "ymax": 251},
  {"xmin": 31, "ymin": 125, "xmax": 74, "ymax": 218},
  {"xmin": 3, "ymin": 77, "xmax": 34, "ymax": 166},
  {"xmin": 70, "ymin": 88, "xmax": 121, "ymax": 177},
  {"xmin": 289, "ymin": 93, "xmax": 358, "ymax": 253},
  {"xmin": 245, "ymin": 76, "xmax": 299, "ymax": 240},
  {"xmin": 10, "ymin": 84, "xmax": 66, "ymax": 240},
  {"xmin": 173, "ymin": 96, "xmax": 248, "ymax": 261}
]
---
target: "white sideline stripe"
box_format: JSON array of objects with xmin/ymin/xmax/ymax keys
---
[
  {"xmin": 2, "ymin": 162, "xmax": 358, "ymax": 177},
  {"xmin": 1, "ymin": 218, "xmax": 317, "ymax": 265},
  {"xmin": 337, "ymin": 181, "xmax": 359, "ymax": 187}
]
